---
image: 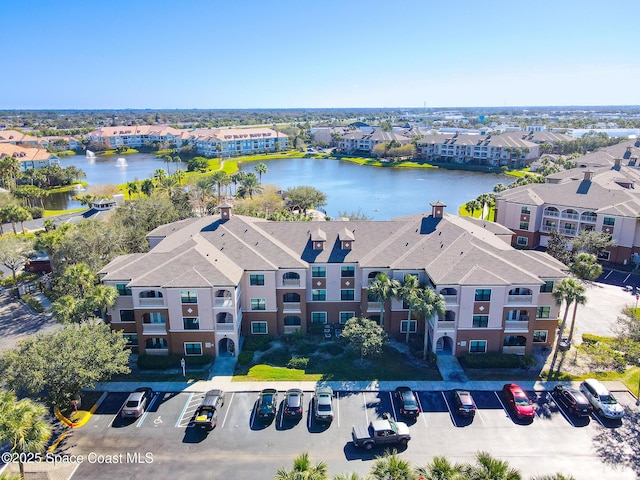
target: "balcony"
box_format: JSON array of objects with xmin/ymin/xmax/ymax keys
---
[
  {"xmin": 507, "ymin": 294, "xmax": 532, "ymax": 304},
  {"xmin": 283, "ymin": 279, "xmax": 301, "ymax": 287},
  {"xmin": 284, "ymin": 325, "xmax": 302, "ymax": 334},
  {"xmin": 504, "ymin": 320, "xmax": 529, "ymax": 332},
  {"xmin": 216, "ymin": 323, "xmax": 235, "ymax": 332},
  {"xmin": 442, "ymin": 295, "xmax": 458, "ymax": 305},
  {"xmin": 139, "ymin": 298, "xmax": 164, "ymax": 307},
  {"xmin": 502, "ymin": 346, "xmax": 526, "ymax": 355},
  {"xmin": 560, "ymin": 212, "xmax": 579, "ymax": 220},
  {"xmin": 543, "ymin": 210, "xmax": 559, "ymax": 218},
  {"xmin": 142, "ymin": 323, "xmax": 167, "ymax": 335},
  {"xmin": 283, "ymin": 302, "xmax": 301, "ymax": 312},
  {"xmin": 580, "ymin": 214, "xmax": 597, "ymax": 223},
  {"xmin": 558, "ymin": 228, "xmax": 578, "ymax": 236},
  {"xmin": 436, "ymin": 320, "xmax": 456, "ymax": 330},
  {"xmin": 215, "ymin": 298, "xmax": 233, "ymax": 308},
  {"xmin": 145, "ymin": 348, "xmax": 169, "ymax": 355},
  {"xmin": 367, "ymin": 302, "xmax": 381, "ymax": 311}
]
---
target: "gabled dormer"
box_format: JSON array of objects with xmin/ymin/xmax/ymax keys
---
[
  {"xmin": 311, "ymin": 228, "xmax": 326, "ymax": 250},
  {"xmin": 338, "ymin": 227, "xmax": 355, "ymax": 251}
]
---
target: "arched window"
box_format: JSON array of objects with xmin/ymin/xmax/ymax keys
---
[
  {"xmin": 283, "ymin": 272, "xmax": 300, "ymax": 286},
  {"xmin": 283, "ymin": 292, "xmax": 301, "ymax": 303}
]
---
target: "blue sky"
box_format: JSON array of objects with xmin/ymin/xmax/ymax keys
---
[{"xmin": 2, "ymin": 0, "xmax": 639, "ymax": 109}]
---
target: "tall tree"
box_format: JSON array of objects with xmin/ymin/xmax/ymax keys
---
[
  {"xmin": 549, "ymin": 278, "xmax": 585, "ymax": 373},
  {"xmin": 254, "ymin": 162, "xmax": 268, "ymax": 184},
  {"xmin": 285, "ymin": 186, "xmax": 327, "ymax": 216},
  {"xmin": 417, "ymin": 287, "xmax": 446, "ymax": 357},
  {"xmin": 237, "ymin": 173, "xmax": 263, "ymax": 199},
  {"xmin": 141, "ymin": 178, "xmax": 155, "ymax": 197},
  {"xmin": 0, "ymin": 235, "xmax": 34, "ymax": 292},
  {"xmin": 571, "ymin": 230, "xmax": 615, "ymax": 256},
  {"xmin": 0, "ymin": 390, "xmax": 52, "ymax": 480},
  {"xmin": 569, "ymin": 253, "xmax": 602, "ymax": 283},
  {"xmin": 367, "ymin": 273, "xmax": 401, "ymax": 329},
  {"xmin": 0, "ymin": 323, "xmax": 130, "ymax": 406},
  {"xmin": 545, "ymin": 229, "xmax": 573, "ymax": 265},
  {"xmin": 464, "ymin": 199, "xmax": 481, "ymax": 217},
  {"xmin": 211, "ymin": 171, "xmax": 230, "ymax": 204},
  {"xmin": 565, "ymin": 284, "xmax": 588, "ymax": 345},
  {"xmin": 399, "ymin": 274, "xmax": 420, "ymax": 341},
  {"xmin": 126, "ymin": 181, "xmax": 139, "ymax": 199},
  {"xmin": 342, "ymin": 316, "xmax": 387, "ymax": 362}
]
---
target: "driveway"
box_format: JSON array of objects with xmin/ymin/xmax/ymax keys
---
[
  {"xmin": 574, "ymin": 280, "xmax": 635, "ymax": 339},
  {"xmin": 0, "ymin": 290, "xmax": 58, "ymax": 353}
]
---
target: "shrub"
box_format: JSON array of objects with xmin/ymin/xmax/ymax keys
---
[
  {"xmin": 319, "ymin": 343, "xmax": 344, "ymax": 356},
  {"xmin": 137, "ymin": 354, "xmax": 211, "ymax": 370},
  {"xmin": 458, "ymin": 352, "xmax": 522, "ymax": 369},
  {"xmin": 286, "ymin": 357, "xmax": 309, "ymax": 369},
  {"xmin": 582, "ymin": 333, "xmax": 613, "ymax": 346},
  {"xmin": 260, "ymin": 347, "xmax": 291, "ymax": 366},
  {"xmin": 295, "ymin": 341, "xmax": 317, "ymax": 356},
  {"xmin": 21, "ymin": 293, "xmax": 44, "ymax": 313},
  {"xmin": 243, "ymin": 335, "xmax": 274, "ymax": 351},
  {"xmin": 237, "ymin": 350, "xmax": 254, "ymax": 365},
  {"xmin": 28, "ymin": 207, "xmax": 44, "ymax": 219},
  {"xmin": 423, "ymin": 351, "xmax": 438, "ymax": 367}
]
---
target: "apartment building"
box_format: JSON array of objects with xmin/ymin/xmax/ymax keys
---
[
  {"xmin": 86, "ymin": 125, "xmax": 186, "ymax": 150},
  {"xmin": 495, "ymin": 139, "xmax": 640, "ymax": 264},
  {"xmin": 338, "ymin": 129, "xmax": 413, "ymax": 155},
  {"xmin": 100, "ymin": 203, "xmax": 566, "ymax": 360},
  {"xmin": 416, "ymin": 133, "xmax": 539, "ymax": 167},
  {"xmin": 0, "ymin": 143, "xmax": 57, "ymax": 171},
  {"xmin": 188, "ymin": 127, "xmax": 288, "ymax": 157},
  {"xmin": 0, "ymin": 129, "xmax": 40, "ymax": 147}
]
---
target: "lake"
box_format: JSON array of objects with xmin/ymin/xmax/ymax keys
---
[{"xmin": 46, "ymin": 154, "xmax": 506, "ymax": 219}]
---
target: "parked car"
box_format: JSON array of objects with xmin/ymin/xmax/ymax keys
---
[
  {"xmin": 352, "ymin": 418, "xmax": 411, "ymax": 450},
  {"xmin": 257, "ymin": 388, "xmax": 278, "ymax": 419},
  {"xmin": 121, "ymin": 387, "xmax": 154, "ymax": 418},
  {"xmin": 395, "ymin": 386, "xmax": 420, "ymax": 417},
  {"xmin": 193, "ymin": 389, "xmax": 225, "ymax": 430},
  {"xmin": 580, "ymin": 379, "xmax": 625, "ymax": 419},
  {"xmin": 558, "ymin": 336, "xmax": 571, "ymax": 352},
  {"xmin": 502, "ymin": 383, "xmax": 535, "ymax": 420},
  {"xmin": 314, "ymin": 386, "xmax": 334, "ymax": 423},
  {"xmin": 552, "ymin": 385, "xmax": 591, "ymax": 417},
  {"xmin": 452, "ymin": 389, "xmax": 477, "ymax": 417},
  {"xmin": 284, "ymin": 388, "xmax": 304, "ymax": 417}
]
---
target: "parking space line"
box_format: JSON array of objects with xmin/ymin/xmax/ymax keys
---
[
  {"xmin": 475, "ymin": 409, "xmax": 485, "ymax": 426},
  {"xmin": 175, "ymin": 392, "xmax": 194, "ymax": 428},
  {"xmin": 591, "ymin": 411, "xmax": 606, "ymax": 427},
  {"xmin": 624, "ymin": 273, "xmax": 631, "ymax": 284},
  {"xmin": 336, "ymin": 392, "xmax": 340, "ymax": 428},
  {"xmin": 362, "ymin": 392, "xmax": 369, "ymax": 425},
  {"xmin": 549, "ymin": 394, "xmax": 575, "ymax": 426},
  {"xmin": 250, "ymin": 399, "xmax": 257, "ymax": 429},
  {"xmin": 307, "ymin": 400, "xmax": 312, "ymax": 430},
  {"xmin": 604, "ymin": 270, "xmax": 612, "ymax": 280},
  {"xmin": 441, "ymin": 391, "xmax": 457, "ymax": 427},
  {"xmin": 108, "ymin": 397, "xmax": 129, "ymax": 428},
  {"xmin": 220, "ymin": 393, "xmax": 234, "ymax": 429},
  {"xmin": 494, "ymin": 391, "xmax": 509, "ymax": 417},
  {"xmin": 388, "ymin": 392, "xmax": 397, "ymax": 422},
  {"xmin": 136, "ymin": 393, "xmax": 160, "ymax": 428},
  {"xmin": 415, "ymin": 393, "xmax": 427, "ymax": 427}
]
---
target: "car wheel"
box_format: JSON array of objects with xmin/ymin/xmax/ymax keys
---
[{"xmin": 364, "ymin": 442, "xmax": 373, "ymax": 450}]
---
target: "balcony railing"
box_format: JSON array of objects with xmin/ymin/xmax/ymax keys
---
[
  {"xmin": 504, "ymin": 320, "xmax": 529, "ymax": 331},
  {"xmin": 283, "ymin": 279, "xmax": 301, "ymax": 287},
  {"xmin": 367, "ymin": 302, "xmax": 381, "ymax": 311},
  {"xmin": 507, "ymin": 294, "xmax": 532, "ymax": 304},
  {"xmin": 561, "ymin": 213, "xmax": 579, "ymax": 220},
  {"xmin": 145, "ymin": 348, "xmax": 168, "ymax": 355},
  {"xmin": 139, "ymin": 298, "xmax": 164, "ymax": 307},
  {"xmin": 284, "ymin": 325, "xmax": 302, "ymax": 334},
  {"xmin": 216, "ymin": 323, "xmax": 235, "ymax": 332},
  {"xmin": 502, "ymin": 346, "xmax": 526, "ymax": 355},
  {"xmin": 558, "ymin": 228, "xmax": 578, "ymax": 236},
  {"xmin": 580, "ymin": 215, "xmax": 597, "ymax": 223},
  {"xmin": 283, "ymin": 302, "xmax": 301, "ymax": 312},
  {"xmin": 543, "ymin": 210, "xmax": 559, "ymax": 217},
  {"xmin": 436, "ymin": 320, "xmax": 456, "ymax": 330},
  {"xmin": 215, "ymin": 298, "xmax": 233, "ymax": 307},
  {"xmin": 142, "ymin": 323, "xmax": 167, "ymax": 335},
  {"xmin": 442, "ymin": 295, "xmax": 458, "ymax": 305}
]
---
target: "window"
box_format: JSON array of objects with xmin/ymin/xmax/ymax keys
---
[
  {"xmin": 533, "ymin": 330, "xmax": 548, "ymax": 343},
  {"xmin": 283, "ymin": 292, "xmax": 300, "ymax": 303},
  {"xmin": 475, "ymin": 289, "xmax": 491, "ymax": 301},
  {"xmin": 472, "ymin": 315, "xmax": 488, "ymax": 328},
  {"xmin": 122, "ymin": 333, "xmax": 138, "ymax": 345},
  {"xmin": 519, "ymin": 222, "xmax": 529, "ymax": 231},
  {"xmin": 517, "ymin": 236, "xmax": 528, "ymax": 246},
  {"xmin": 181, "ymin": 291, "xmax": 197, "ymax": 304},
  {"xmin": 311, "ymin": 312, "xmax": 327, "ymax": 324},
  {"xmin": 603, "ymin": 217, "xmax": 615, "ymax": 226},
  {"xmin": 184, "ymin": 342, "xmax": 202, "ymax": 355},
  {"xmin": 536, "ymin": 306, "xmax": 551, "ymax": 319},
  {"xmin": 116, "ymin": 283, "xmax": 131, "ymax": 296},
  {"xmin": 540, "ymin": 281, "xmax": 554, "ymax": 293},
  {"xmin": 250, "ymin": 274, "xmax": 265, "ymax": 286},
  {"xmin": 183, "ymin": 317, "xmax": 199, "ymax": 330},
  {"xmin": 597, "ymin": 251, "xmax": 610, "ymax": 261},
  {"xmin": 469, "ymin": 340, "xmax": 487, "ymax": 353},
  {"xmin": 400, "ymin": 320, "xmax": 417, "ymax": 333},
  {"xmin": 251, "ymin": 322, "xmax": 267, "ymax": 334},
  {"xmin": 148, "ymin": 312, "xmax": 165, "ymax": 324},
  {"xmin": 341, "ymin": 266, "xmax": 355, "ymax": 278},
  {"xmin": 341, "ymin": 289, "xmax": 355, "ymax": 301},
  {"xmin": 119, "ymin": 310, "xmax": 135, "ymax": 322},
  {"xmin": 521, "ymin": 206, "xmax": 531, "ymax": 215},
  {"xmin": 284, "ymin": 316, "xmax": 301, "ymax": 326},
  {"xmin": 340, "ymin": 312, "xmax": 355, "ymax": 324},
  {"xmin": 251, "ymin": 298, "xmax": 266, "ymax": 310},
  {"xmin": 312, "ymin": 289, "xmax": 326, "ymax": 301},
  {"xmin": 312, "ymin": 266, "xmax": 326, "ymax": 278}
]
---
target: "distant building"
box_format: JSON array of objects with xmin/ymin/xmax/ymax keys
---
[
  {"xmin": 0, "ymin": 129, "xmax": 39, "ymax": 147},
  {"xmin": 0, "ymin": 143, "xmax": 57, "ymax": 172},
  {"xmin": 86, "ymin": 125, "xmax": 186, "ymax": 150},
  {"xmin": 188, "ymin": 127, "xmax": 287, "ymax": 157}
]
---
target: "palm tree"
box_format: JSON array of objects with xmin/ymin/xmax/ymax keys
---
[
  {"xmin": 370, "ymin": 450, "xmax": 412, "ymax": 480},
  {"xmin": 531, "ymin": 475, "xmax": 575, "ymax": 480},
  {"xmin": 255, "ymin": 162, "xmax": 268, "ymax": 184},
  {"xmin": 230, "ymin": 172, "xmax": 245, "ymax": 195},
  {"xmin": 191, "ymin": 176, "xmax": 215, "ymax": 213},
  {"xmin": 0, "ymin": 155, "xmax": 20, "ymax": 190},
  {"xmin": 549, "ymin": 278, "xmax": 585, "ymax": 373},
  {"xmin": 274, "ymin": 452, "xmax": 328, "ymax": 480},
  {"xmin": 237, "ymin": 172, "xmax": 262, "ymax": 199},
  {"xmin": 0, "ymin": 391, "xmax": 52, "ymax": 480},
  {"xmin": 164, "ymin": 154, "xmax": 173, "ymax": 175},
  {"xmin": 141, "ymin": 178, "xmax": 155, "ymax": 197},
  {"xmin": 415, "ymin": 456, "xmax": 466, "ymax": 480},
  {"xmin": 367, "ymin": 273, "xmax": 401, "ymax": 329},
  {"xmin": 210, "ymin": 171, "xmax": 230, "ymax": 204},
  {"xmin": 156, "ymin": 175, "xmax": 181, "ymax": 199},
  {"xmin": 86, "ymin": 284, "xmax": 118, "ymax": 321},
  {"xmin": 153, "ymin": 168, "xmax": 167, "ymax": 182},
  {"xmin": 566, "ymin": 284, "xmax": 587, "ymax": 345},
  {"xmin": 569, "ymin": 253, "xmax": 602, "ymax": 283},
  {"xmin": 399, "ymin": 274, "xmax": 420, "ymax": 340},
  {"xmin": 464, "ymin": 199, "xmax": 481, "ymax": 217},
  {"xmin": 172, "ymin": 169, "xmax": 186, "ymax": 186},
  {"xmin": 464, "ymin": 451, "xmax": 521, "ymax": 480},
  {"xmin": 417, "ymin": 287, "xmax": 446, "ymax": 355},
  {"xmin": 172, "ymin": 155, "xmax": 182, "ymax": 174},
  {"xmin": 126, "ymin": 181, "xmax": 139, "ymax": 199}
]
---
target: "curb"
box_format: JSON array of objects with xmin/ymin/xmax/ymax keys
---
[{"xmin": 54, "ymin": 392, "xmax": 108, "ymax": 429}]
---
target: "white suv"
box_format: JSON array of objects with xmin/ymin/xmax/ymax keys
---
[{"xmin": 579, "ymin": 379, "xmax": 624, "ymax": 419}]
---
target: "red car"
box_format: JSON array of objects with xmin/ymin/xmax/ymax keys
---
[{"xmin": 502, "ymin": 383, "xmax": 534, "ymax": 420}]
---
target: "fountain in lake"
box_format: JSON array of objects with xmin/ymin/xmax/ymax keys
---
[
  {"xmin": 86, "ymin": 150, "xmax": 96, "ymax": 159},
  {"xmin": 116, "ymin": 157, "xmax": 128, "ymax": 167}
]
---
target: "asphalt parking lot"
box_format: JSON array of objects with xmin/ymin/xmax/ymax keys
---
[{"xmin": 52, "ymin": 387, "xmax": 638, "ymax": 480}]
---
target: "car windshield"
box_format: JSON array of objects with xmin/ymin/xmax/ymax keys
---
[
  {"xmin": 514, "ymin": 395, "xmax": 530, "ymax": 406},
  {"xmin": 261, "ymin": 395, "xmax": 274, "ymax": 406},
  {"xmin": 125, "ymin": 400, "xmax": 139, "ymax": 408},
  {"xmin": 402, "ymin": 394, "xmax": 417, "ymax": 407},
  {"xmin": 600, "ymin": 394, "xmax": 618, "ymax": 405},
  {"xmin": 288, "ymin": 395, "xmax": 300, "ymax": 406},
  {"xmin": 318, "ymin": 404, "xmax": 332, "ymax": 412}
]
